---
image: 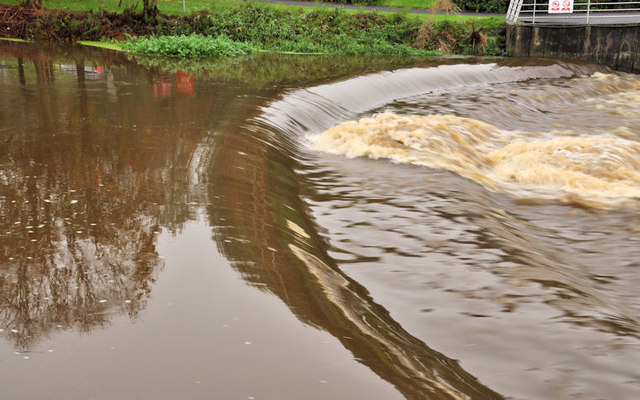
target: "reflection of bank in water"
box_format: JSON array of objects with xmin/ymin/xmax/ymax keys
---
[{"xmin": 0, "ymin": 45, "xmax": 212, "ymax": 350}]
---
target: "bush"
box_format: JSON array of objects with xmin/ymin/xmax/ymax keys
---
[
  {"xmin": 452, "ymin": 0, "xmax": 509, "ymax": 13},
  {"xmin": 315, "ymin": 0, "xmax": 382, "ymax": 5},
  {"xmin": 123, "ymin": 34, "xmax": 255, "ymax": 57}
]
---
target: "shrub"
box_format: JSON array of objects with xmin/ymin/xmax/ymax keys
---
[
  {"xmin": 123, "ymin": 34, "xmax": 256, "ymax": 57},
  {"xmin": 452, "ymin": 0, "xmax": 509, "ymax": 13}
]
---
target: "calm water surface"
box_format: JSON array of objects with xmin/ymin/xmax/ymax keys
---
[{"xmin": 0, "ymin": 42, "xmax": 638, "ymax": 399}]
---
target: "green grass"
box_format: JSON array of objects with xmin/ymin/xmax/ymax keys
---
[
  {"xmin": 386, "ymin": 0, "xmax": 435, "ymax": 9},
  {"xmin": 0, "ymin": 37, "xmax": 30, "ymax": 42},
  {"xmin": 0, "ymin": 0, "xmax": 502, "ymax": 22},
  {"xmin": 122, "ymin": 34, "xmax": 255, "ymax": 56},
  {"xmin": 77, "ymin": 40, "xmax": 123, "ymax": 50}
]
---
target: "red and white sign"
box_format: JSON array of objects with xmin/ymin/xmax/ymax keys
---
[{"xmin": 549, "ymin": 0, "xmax": 574, "ymax": 13}]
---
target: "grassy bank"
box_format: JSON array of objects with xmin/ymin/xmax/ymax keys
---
[
  {"xmin": 0, "ymin": 1, "xmax": 506, "ymax": 56},
  {"xmin": 1, "ymin": 0, "xmax": 443, "ymax": 14}
]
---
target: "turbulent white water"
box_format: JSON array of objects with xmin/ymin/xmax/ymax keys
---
[
  {"xmin": 261, "ymin": 66, "xmax": 639, "ymax": 208},
  {"xmin": 310, "ymin": 112, "xmax": 640, "ymax": 207}
]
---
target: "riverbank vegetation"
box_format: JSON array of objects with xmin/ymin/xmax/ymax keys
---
[
  {"xmin": 2, "ymin": 0, "xmax": 444, "ymax": 13},
  {"xmin": 0, "ymin": 1, "xmax": 507, "ymax": 56}
]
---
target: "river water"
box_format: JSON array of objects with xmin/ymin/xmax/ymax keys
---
[{"xmin": 0, "ymin": 42, "xmax": 638, "ymax": 399}]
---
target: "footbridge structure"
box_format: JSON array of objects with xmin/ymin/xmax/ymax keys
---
[{"xmin": 506, "ymin": 0, "xmax": 640, "ymax": 72}]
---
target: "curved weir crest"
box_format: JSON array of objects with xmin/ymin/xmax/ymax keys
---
[
  {"xmin": 257, "ymin": 63, "xmax": 577, "ymax": 136},
  {"xmin": 256, "ymin": 62, "xmax": 640, "ymax": 208}
]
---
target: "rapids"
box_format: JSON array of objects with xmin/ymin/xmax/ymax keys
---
[{"xmin": 310, "ymin": 112, "xmax": 640, "ymax": 207}]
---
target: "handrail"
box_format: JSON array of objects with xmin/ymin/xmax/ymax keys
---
[{"xmin": 506, "ymin": 0, "xmax": 640, "ymax": 24}]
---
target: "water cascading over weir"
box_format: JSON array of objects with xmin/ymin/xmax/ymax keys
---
[{"xmin": 506, "ymin": 0, "xmax": 640, "ymax": 72}]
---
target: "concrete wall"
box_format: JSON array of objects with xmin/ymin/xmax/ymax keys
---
[{"xmin": 507, "ymin": 24, "xmax": 640, "ymax": 73}]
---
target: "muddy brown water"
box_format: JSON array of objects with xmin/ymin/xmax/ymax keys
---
[{"xmin": 0, "ymin": 42, "xmax": 639, "ymax": 399}]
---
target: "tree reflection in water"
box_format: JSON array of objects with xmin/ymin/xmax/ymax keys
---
[{"xmin": 0, "ymin": 42, "xmax": 209, "ymax": 349}]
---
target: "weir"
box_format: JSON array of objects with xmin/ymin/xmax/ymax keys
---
[{"xmin": 505, "ymin": 0, "xmax": 640, "ymax": 73}]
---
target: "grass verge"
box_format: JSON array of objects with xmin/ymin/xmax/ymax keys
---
[{"xmin": 0, "ymin": 2, "xmax": 506, "ymax": 56}]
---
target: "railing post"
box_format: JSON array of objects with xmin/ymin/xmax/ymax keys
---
[
  {"xmin": 533, "ymin": 0, "xmax": 537, "ymax": 23},
  {"xmin": 586, "ymin": 0, "xmax": 591, "ymax": 24}
]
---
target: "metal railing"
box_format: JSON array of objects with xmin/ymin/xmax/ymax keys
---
[{"xmin": 507, "ymin": 0, "xmax": 640, "ymax": 24}]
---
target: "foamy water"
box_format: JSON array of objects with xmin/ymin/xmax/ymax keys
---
[{"xmin": 310, "ymin": 73, "xmax": 640, "ymax": 208}]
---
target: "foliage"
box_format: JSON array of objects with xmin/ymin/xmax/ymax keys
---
[
  {"xmin": 21, "ymin": 0, "xmax": 41, "ymax": 8},
  {"xmin": 451, "ymin": 0, "xmax": 508, "ymax": 13},
  {"xmin": 152, "ymin": 4, "xmax": 506, "ymax": 55},
  {"xmin": 123, "ymin": 34, "xmax": 255, "ymax": 57},
  {"xmin": 0, "ymin": 2, "xmax": 507, "ymax": 56},
  {"xmin": 126, "ymin": 52, "xmax": 427, "ymax": 87},
  {"xmin": 314, "ymin": 0, "xmax": 382, "ymax": 5}
]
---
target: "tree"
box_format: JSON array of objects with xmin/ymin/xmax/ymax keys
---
[
  {"xmin": 21, "ymin": 0, "xmax": 42, "ymax": 8},
  {"xmin": 142, "ymin": 0, "xmax": 158, "ymax": 22}
]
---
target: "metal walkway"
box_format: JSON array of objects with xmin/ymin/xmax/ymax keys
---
[{"xmin": 507, "ymin": 0, "xmax": 640, "ymax": 24}]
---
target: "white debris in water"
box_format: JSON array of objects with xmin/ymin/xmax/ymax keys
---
[
  {"xmin": 44, "ymin": 199, "xmax": 50, "ymax": 203},
  {"xmin": 70, "ymin": 200, "xmax": 78, "ymax": 205},
  {"xmin": 124, "ymin": 300, "xmax": 131, "ymax": 304},
  {"xmin": 56, "ymin": 325, "xmax": 63, "ymax": 328},
  {"xmin": 11, "ymin": 329, "xmax": 18, "ymax": 333},
  {"xmin": 319, "ymin": 380, "xmax": 328, "ymax": 384},
  {"xmin": 244, "ymin": 341, "xmax": 252, "ymax": 345},
  {"xmin": 48, "ymin": 349, "xmax": 54, "ymax": 353},
  {"xmin": 25, "ymin": 226, "xmax": 33, "ymax": 229},
  {"xmin": 98, "ymin": 299, "xmax": 107, "ymax": 303},
  {"xmin": 13, "ymin": 221, "xmax": 20, "ymax": 225}
]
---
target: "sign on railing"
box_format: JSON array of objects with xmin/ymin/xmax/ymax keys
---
[
  {"xmin": 507, "ymin": 0, "xmax": 640, "ymax": 24},
  {"xmin": 549, "ymin": 0, "xmax": 574, "ymax": 12}
]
